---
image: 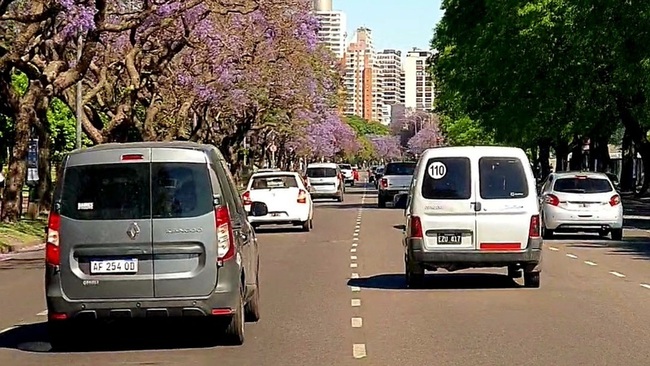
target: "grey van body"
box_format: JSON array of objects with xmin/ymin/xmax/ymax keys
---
[{"xmin": 45, "ymin": 142, "xmax": 260, "ymax": 345}]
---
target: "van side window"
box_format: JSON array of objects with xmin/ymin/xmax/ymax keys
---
[
  {"xmin": 421, "ymin": 157, "xmax": 471, "ymax": 199},
  {"xmin": 479, "ymin": 157, "xmax": 529, "ymax": 199},
  {"xmin": 151, "ymin": 163, "xmax": 213, "ymax": 218}
]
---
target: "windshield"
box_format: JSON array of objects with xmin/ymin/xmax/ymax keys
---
[
  {"xmin": 307, "ymin": 167, "xmax": 337, "ymax": 178},
  {"xmin": 384, "ymin": 162, "xmax": 416, "ymax": 176},
  {"xmin": 250, "ymin": 175, "xmax": 298, "ymax": 189},
  {"xmin": 553, "ymin": 177, "xmax": 613, "ymax": 193},
  {"xmin": 339, "ymin": 164, "xmax": 352, "ymax": 170}
]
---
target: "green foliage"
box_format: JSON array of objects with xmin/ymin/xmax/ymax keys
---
[
  {"xmin": 440, "ymin": 115, "xmax": 495, "ymax": 146},
  {"xmin": 47, "ymin": 98, "xmax": 78, "ymax": 162},
  {"xmin": 343, "ymin": 115, "xmax": 390, "ymax": 136}
]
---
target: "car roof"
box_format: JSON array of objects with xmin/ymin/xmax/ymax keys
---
[
  {"xmin": 420, "ymin": 146, "xmax": 527, "ymax": 159},
  {"xmin": 67, "ymin": 141, "xmax": 212, "ymax": 156},
  {"xmin": 308, "ymin": 163, "xmax": 338, "ymax": 168},
  {"xmin": 250, "ymin": 171, "xmax": 299, "ymax": 178},
  {"xmin": 552, "ymin": 171, "xmax": 610, "ymax": 179}
]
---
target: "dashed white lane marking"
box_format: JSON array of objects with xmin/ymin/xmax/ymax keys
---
[
  {"xmin": 351, "ymin": 273, "xmax": 359, "ymax": 279},
  {"xmin": 548, "ymin": 246, "xmax": 559, "ymax": 251},
  {"xmin": 351, "ymin": 248, "xmax": 357, "ymax": 253},
  {"xmin": 352, "ymin": 242, "xmax": 358, "ymax": 247},
  {"xmin": 350, "ymin": 263, "xmax": 358, "ymax": 268},
  {"xmin": 354, "ymin": 229, "xmax": 360, "ymax": 233},
  {"xmin": 351, "ymin": 255, "xmax": 357, "ymax": 260},
  {"xmin": 584, "ymin": 261, "xmax": 597, "ymax": 266},
  {"xmin": 353, "ymin": 237, "xmax": 359, "ymax": 241},
  {"xmin": 353, "ymin": 233, "xmax": 359, "ymax": 237},
  {"xmin": 609, "ymin": 271, "xmax": 626, "ymax": 278},
  {"xmin": 640, "ymin": 284, "xmax": 650, "ymax": 290},
  {"xmin": 351, "ymin": 299, "xmax": 361, "ymax": 307},
  {"xmin": 566, "ymin": 253, "xmax": 578, "ymax": 259},
  {"xmin": 36, "ymin": 310, "xmax": 48, "ymax": 316},
  {"xmin": 351, "ymin": 286, "xmax": 361, "ymax": 292},
  {"xmin": 351, "ymin": 317, "xmax": 363, "ymax": 328},
  {"xmin": 353, "ymin": 344, "xmax": 367, "ymax": 359}
]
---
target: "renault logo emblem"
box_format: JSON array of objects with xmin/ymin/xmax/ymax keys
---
[{"xmin": 126, "ymin": 222, "xmax": 140, "ymax": 240}]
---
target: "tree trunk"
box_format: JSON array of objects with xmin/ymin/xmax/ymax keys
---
[
  {"xmin": 37, "ymin": 132, "xmax": 53, "ymax": 214},
  {"xmin": 620, "ymin": 127, "xmax": 635, "ymax": 192},
  {"xmin": 554, "ymin": 139, "xmax": 569, "ymax": 172},
  {"xmin": 616, "ymin": 95, "xmax": 649, "ymax": 195},
  {"xmin": 538, "ymin": 139, "xmax": 551, "ymax": 177}
]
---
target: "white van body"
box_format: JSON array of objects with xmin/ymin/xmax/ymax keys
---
[
  {"xmin": 403, "ymin": 146, "xmax": 543, "ymax": 288},
  {"xmin": 305, "ymin": 163, "xmax": 344, "ymax": 201}
]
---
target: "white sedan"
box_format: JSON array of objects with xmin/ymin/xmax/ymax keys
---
[{"xmin": 243, "ymin": 171, "xmax": 314, "ymax": 231}]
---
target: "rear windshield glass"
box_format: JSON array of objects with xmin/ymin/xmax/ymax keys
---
[
  {"xmin": 251, "ymin": 175, "xmax": 298, "ymax": 189},
  {"xmin": 553, "ymin": 177, "xmax": 613, "ymax": 193},
  {"xmin": 384, "ymin": 162, "xmax": 416, "ymax": 175},
  {"xmin": 339, "ymin": 164, "xmax": 352, "ymax": 170},
  {"xmin": 421, "ymin": 157, "xmax": 471, "ymax": 199},
  {"xmin": 60, "ymin": 162, "xmax": 213, "ymax": 220},
  {"xmin": 479, "ymin": 157, "xmax": 529, "ymax": 199},
  {"xmin": 307, "ymin": 167, "xmax": 337, "ymax": 177}
]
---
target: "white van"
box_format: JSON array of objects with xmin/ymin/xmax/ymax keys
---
[
  {"xmin": 403, "ymin": 146, "xmax": 542, "ymax": 288},
  {"xmin": 305, "ymin": 163, "xmax": 344, "ymax": 201}
]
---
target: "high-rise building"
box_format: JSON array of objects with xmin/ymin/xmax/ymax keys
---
[
  {"xmin": 376, "ymin": 49, "xmax": 404, "ymax": 106},
  {"xmin": 312, "ymin": 0, "xmax": 347, "ymax": 59},
  {"xmin": 343, "ymin": 27, "xmax": 383, "ymax": 122},
  {"xmin": 403, "ymin": 48, "xmax": 434, "ymax": 111}
]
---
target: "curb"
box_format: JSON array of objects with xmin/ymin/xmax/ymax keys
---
[{"xmin": 0, "ymin": 243, "xmax": 44, "ymax": 262}]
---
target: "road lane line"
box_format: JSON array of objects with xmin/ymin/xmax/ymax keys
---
[
  {"xmin": 351, "ymin": 299, "xmax": 361, "ymax": 307},
  {"xmin": 351, "ymin": 255, "xmax": 357, "ymax": 260},
  {"xmin": 351, "ymin": 273, "xmax": 359, "ymax": 279},
  {"xmin": 352, "ymin": 242, "xmax": 358, "ymax": 247},
  {"xmin": 640, "ymin": 284, "xmax": 650, "ymax": 290},
  {"xmin": 350, "ymin": 263, "xmax": 358, "ymax": 268},
  {"xmin": 548, "ymin": 246, "xmax": 559, "ymax": 251},
  {"xmin": 36, "ymin": 310, "xmax": 48, "ymax": 316},
  {"xmin": 566, "ymin": 253, "xmax": 578, "ymax": 259},
  {"xmin": 353, "ymin": 344, "xmax": 367, "ymax": 359},
  {"xmin": 351, "ymin": 317, "xmax": 363, "ymax": 328},
  {"xmin": 609, "ymin": 271, "xmax": 626, "ymax": 278},
  {"xmin": 351, "ymin": 248, "xmax": 357, "ymax": 252},
  {"xmin": 353, "ymin": 237, "xmax": 359, "ymax": 241},
  {"xmin": 584, "ymin": 261, "xmax": 597, "ymax": 266},
  {"xmin": 353, "ymin": 233, "xmax": 359, "ymax": 237},
  {"xmin": 354, "ymin": 229, "xmax": 360, "ymax": 233},
  {"xmin": 351, "ymin": 286, "xmax": 361, "ymax": 292}
]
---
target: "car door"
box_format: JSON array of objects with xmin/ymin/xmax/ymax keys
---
[{"xmin": 474, "ymin": 155, "xmax": 536, "ymax": 251}]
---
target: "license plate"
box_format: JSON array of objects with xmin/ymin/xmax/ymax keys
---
[
  {"xmin": 437, "ymin": 233, "xmax": 462, "ymax": 244},
  {"xmin": 90, "ymin": 259, "xmax": 138, "ymax": 274},
  {"xmin": 270, "ymin": 212, "xmax": 282, "ymax": 217}
]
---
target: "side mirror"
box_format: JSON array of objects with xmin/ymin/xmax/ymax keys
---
[{"xmin": 249, "ymin": 201, "xmax": 268, "ymax": 217}]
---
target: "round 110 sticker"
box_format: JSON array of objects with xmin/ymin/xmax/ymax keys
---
[{"xmin": 428, "ymin": 161, "xmax": 447, "ymax": 179}]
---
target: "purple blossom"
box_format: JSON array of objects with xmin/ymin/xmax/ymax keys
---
[
  {"xmin": 407, "ymin": 125, "xmax": 443, "ymax": 155},
  {"xmin": 58, "ymin": 2, "xmax": 97, "ymax": 40},
  {"xmin": 370, "ymin": 136, "xmax": 402, "ymax": 159}
]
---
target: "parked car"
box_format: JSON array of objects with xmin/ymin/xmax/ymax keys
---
[
  {"xmin": 377, "ymin": 162, "xmax": 416, "ymax": 208},
  {"xmin": 403, "ymin": 146, "xmax": 542, "ymax": 288},
  {"xmin": 45, "ymin": 142, "xmax": 262, "ymax": 349},
  {"xmin": 539, "ymin": 171, "xmax": 623, "ymax": 240},
  {"xmin": 305, "ymin": 163, "xmax": 345, "ymax": 201},
  {"xmin": 243, "ymin": 171, "xmax": 314, "ymax": 231}
]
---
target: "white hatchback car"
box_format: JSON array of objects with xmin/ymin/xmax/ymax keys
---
[
  {"xmin": 403, "ymin": 146, "xmax": 542, "ymax": 288},
  {"xmin": 243, "ymin": 171, "xmax": 314, "ymax": 231},
  {"xmin": 539, "ymin": 172, "xmax": 623, "ymax": 240}
]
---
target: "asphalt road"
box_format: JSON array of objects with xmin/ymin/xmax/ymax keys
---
[{"xmin": 1, "ymin": 181, "xmax": 650, "ymax": 365}]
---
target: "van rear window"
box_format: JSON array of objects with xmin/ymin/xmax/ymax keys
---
[
  {"xmin": 60, "ymin": 163, "xmax": 213, "ymax": 220},
  {"xmin": 479, "ymin": 157, "xmax": 529, "ymax": 199},
  {"xmin": 421, "ymin": 157, "xmax": 471, "ymax": 199},
  {"xmin": 307, "ymin": 167, "xmax": 337, "ymax": 177}
]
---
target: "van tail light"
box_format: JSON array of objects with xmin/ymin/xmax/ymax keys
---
[
  {"xmin": 544, "ymin": 194, "xmax": 560, "ymax": 206},
  {"xmin": 297, "ymin": 189, "xmax": 308, "ymax": 203},
  {"xmin": 529, "ymin": 215, "xmax": 541, "ymax": 238},
  {"xmin": 242, "ymin": 191, "xmax": 251, "ymax": 206},
  {"xmin": 609, "ymin": 194, "xmax": 621, "ymax": 206},
  {"xmin": 120, "ymin": 154, "xmax": 143, "ymax": 161},
  {"xmin": 380, "ymin": 178, "xmax": 388, "ymax": 189},
  {"xmin": 215, "ymin": 206, "xmax": 236, "ymax": 263},
  {"xmin": 45, "ymin": 212, "xmax": 61, "ymax": 266},
  {"xmin": 410, "ymin": 216, "xmax": 423, "ymax": 238}
]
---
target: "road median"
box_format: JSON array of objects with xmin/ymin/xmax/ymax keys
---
[{"xmin": 0, "ymin": 219, "xmax": 46, "ymax": 254}]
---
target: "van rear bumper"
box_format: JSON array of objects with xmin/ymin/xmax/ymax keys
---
[{"xmin": 407, "ymin": 237, "xmax": 543, "ymax": 271}]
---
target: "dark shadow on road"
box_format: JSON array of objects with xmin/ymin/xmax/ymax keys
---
[
  {"xmin": 316, "ymin": 202, "xmax": 379, "ymax": 210},
  {"xmin": 0, "ymin": 319, "xmax": 238, "ymax": 353},
  {"xmin": 347, "ymin": 273, "xmax": 519, "ymax": 291},
  {"xmin": 565, "ymin": 235, "xmax": 650, "ymax": 261},
  {"xmin": 393, "ymin": 224, "xmax": 405, "ymax": 231},
  {"xmin": 0, "ymin": 258, "xmax": 43, "ymax": 271},
  {"xmin": 254, "ymin": 226, "xmax": 306, "ymax": 234}
]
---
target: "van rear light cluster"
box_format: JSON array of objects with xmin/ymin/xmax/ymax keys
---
[
  {"xmin": 544, "ymin": 194, "xmax": 560, "ymax": 206},
  {"xmin": 215, "ymin": 206, "xmax": 236, "ymax": 263},
  {"xmin": 380, "ymin": 178, "xmax": 388, "ymax": 189},
  {"xmin": 410, "ymin": 216, "xmax": 423, "ymax": 238},
  {"xmin": 242, "ymin": 191, "xmax": 252, "ymax": 206},
  {"xmin": 609, "ymin": 194, "xmax": 621, "ymax": 206},
  {"xmin": 120, "ymin": 154, "xmax": 143, "ymax": 161},
  {"xmin": 45, "ymin": 212, "xmax": 61, "ymax": 266},
  {"xmin": 297, "ymin": 189, "xmax": 308, "ymax": 203},
  {"xmin": 529, "ymin": 215, "xmax": 541, "ymax": 238}
]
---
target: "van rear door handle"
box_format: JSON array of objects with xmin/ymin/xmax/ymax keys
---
[{"xmin": 471, "ymin": 202, "xmax": 482, "ymax": 211}]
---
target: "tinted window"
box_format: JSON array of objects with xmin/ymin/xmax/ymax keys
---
[
  {"xmin": 251, "ymin": 175, "xmax": 298, "ymax": 189},
  {"xmin": 421, "ymin": 157, "xmax": 471, "ymax": 199},
  {"xmin": 151, "ymin": 163, "xmax": 213, "ymax": 218},
  {"xmin": 479, "ymin": 157, "xmax": 529, "ymax": 199},
  {"xmin": 553, "ymin": 177, "xmax": 613, "ymax": 193},
  {"xmin": 307, "ymin": 167, "xmax": 337, "ymax": 177},
  {"xmin": 339, "ymin": 164, "xmax": 352, "ymax": 170},
  {"xmin": 385, "ymin": 162, "xmax": 416, "ymax": 175},
  {"xmin": 60, "ymin": 163, "xmax": 150, "ymax": 220}
]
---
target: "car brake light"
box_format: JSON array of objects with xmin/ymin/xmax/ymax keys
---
[
  {"xmin": 529, "ymin": 215, "xmax": 540, "ymax": 238},
  {"xmin": 410, "ymin": 216, "xmax": 423, "ymax": 238},
  {"xmin": 242, "ymin": 191, "xmax": 251, "ymax": 206},
  {"xmin": 45, "ymin": 212, "xmax": 61, "ymax": 266},
  {"xmin": 121, "ymin": 154, "xmax": 143, "ymax": 160},
  {"xmin": 575, "ymin": 175, "xmax": 587, "ymax": 179},
  {"xmin": 380, "ymin": 178, "xmax": 388, "ymax": 189},
  {"xmin": 609, "ymin": 194, "xmax": 621, "ymax": 206},
  {"xmin": 215, "ymin": 206, "xmax": 235, "ymax": 263},
  {"xmin": 297, "ymin": 189, "xmax": 307, "ymax": 203},
  {"xmin": 544, "ymin": 194, "xmax": 560, "ymax": 206}
]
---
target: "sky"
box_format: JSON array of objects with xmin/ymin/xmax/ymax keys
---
[{"xmin": 335, "ymin": 0, "xmax": 444, "ymax": 53}]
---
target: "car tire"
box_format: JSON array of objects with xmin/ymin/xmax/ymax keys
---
[
  {"xmin": 309, "ymin": 218, "xmax": 314, "ymax": 229},
  {"xmin": 611, "ymin": 229, "xmax": 623, "ymax": 241},
  {"xmin": 244, "ymin": 286, "xmax": 261, "ymax": 323},
  {"xmin": 301, "ymin": 220, "xmax": 311, "ymax": 232},
  {"xmin": 542, "ymin": 226, "xmax": 553, "ymax": 239},
  {"xmin": 404, "ymin": 255, "xmax": 424, "ymax": 288},
  {"xmin": 523, "ymin": 271, "xmax": 541, "ymax": 288},
  {"xmin": 378, "ymin": 196, "xmax": 386, "ymax": 208},
  {"xmin": 223, "ymin": 290, "xmax": 245, "ymax": 345}
]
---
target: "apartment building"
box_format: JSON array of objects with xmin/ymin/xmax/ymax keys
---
[
  {"xmin": 403, "ymin": 48, "xmax": 434, "ymax": 111},
  {"xmin": 312, "ymin": 0, "xmax": 347, "ymax": 59},
  {"xmin": 376, "ymin": 49, "xmax": 405, "ymax": 106},
  {"xmin": 343, "ymin": 27, "xmax": 383, "ymax": 122}
]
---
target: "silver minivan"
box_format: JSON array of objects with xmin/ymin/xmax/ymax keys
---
[{"xmin": 45, "ymin": 142, "xmax": 262, "ymax": 348}]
